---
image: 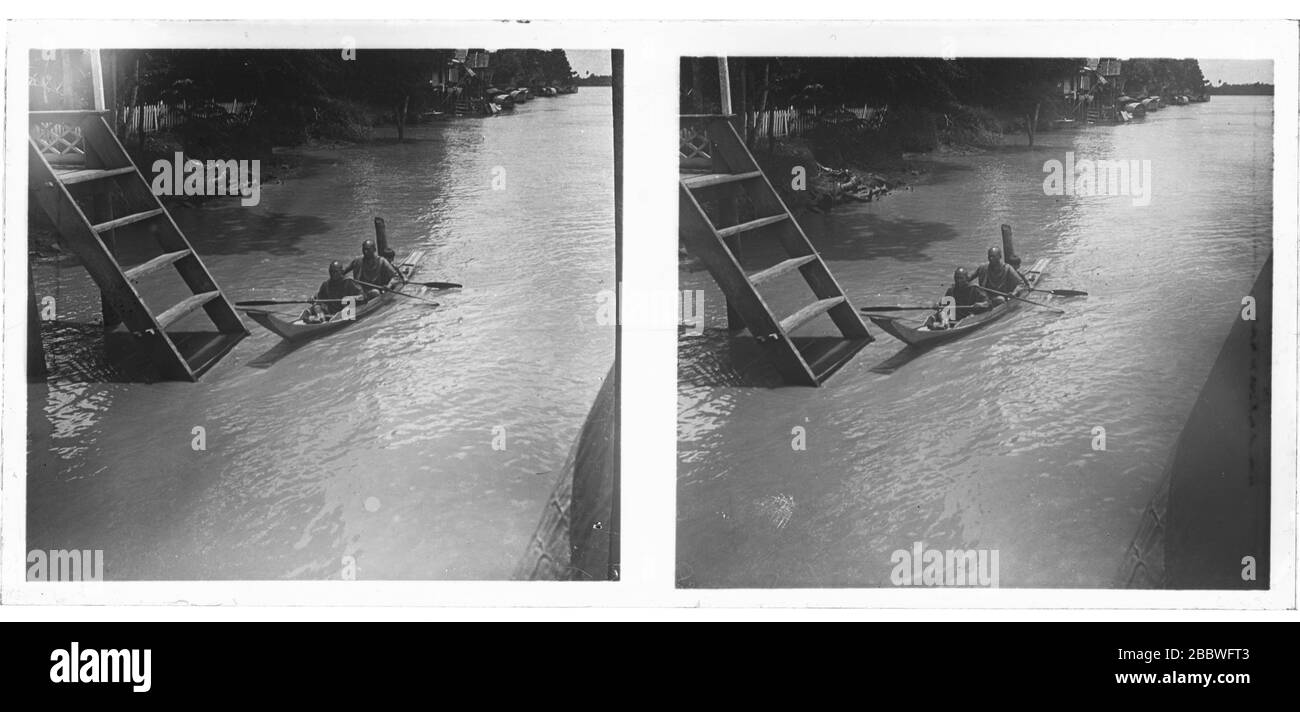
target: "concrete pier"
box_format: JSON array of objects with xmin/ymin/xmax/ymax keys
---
[{"xmin": 1120, "ymin": 255, "xmax": 1271, "ymax": 588}]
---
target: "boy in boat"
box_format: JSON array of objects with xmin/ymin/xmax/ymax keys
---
[
  {"xmin": 301, "ymin": 260, "xmax": 367, "ymax": 323},
  {"xmin": 925, "ymin": 267, "xmax": 990, "ymax": 329},
  {"xmin": 343, "ymin": 239, "xmax": 404, "ymax": 301},
  {"xmin": 973, "ymin": 246, "xmax": 1029, "ymax": 305}
]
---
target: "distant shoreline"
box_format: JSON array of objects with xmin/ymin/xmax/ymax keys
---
[{"xmin": 1207, "ymin": 83, "xmax": 1274, "ymax": 96}]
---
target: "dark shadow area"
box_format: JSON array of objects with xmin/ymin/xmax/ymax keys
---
[
  {"xmin": 901, "ymin": 157, "xmax": 977, "ymax": 188},
  {"xmin": 678, "ymin": 328, "xmax": 788, "ymax": 390},
  {"xmin": 245, "ymin": 338, "xmax": 308, "ymax": 369},
  {"xmin": 36, "ymin": 321, "xmax": 162, "ymax": 384},
  {"xmin": 1163, "ymin": 255, "xmax": 1271, "ymax": 589},
  {"xmin": 868, "ymin": 344, "xmax": 933, "ymax": 374},
  {"xmin": 172, "ymin": 206, "xmax": 331, "ymax": 257},
  {"xmin": 810, "ymin": 213, "xmax": 963, "ymax": 263}
]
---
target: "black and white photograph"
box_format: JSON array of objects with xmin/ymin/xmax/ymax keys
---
[
  {"xmin": 677, "ymin": 53, "xmax": 1275, "ymax": 589},
  {"xmin": 1, "ymin": 15, "xmax": 1296, "ymax": 623},
  {"xmin": 18, "ymin": 40, "xmax": 620, "ymax": 582}
]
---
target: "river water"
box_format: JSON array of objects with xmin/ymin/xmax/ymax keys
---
[
  {"xmin": 678, "ymin": 96, "xmax": 1273, "ymax": 588},
  {"xmin": 28, "ymin": 88, "xmax": 615, "ymax": 580}
]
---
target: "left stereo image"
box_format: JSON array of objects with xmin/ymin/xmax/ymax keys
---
[{"xmin": 22, "ymin": 47, "xmax": 620, "ymax": 581}]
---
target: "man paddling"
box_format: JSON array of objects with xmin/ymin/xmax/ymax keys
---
[
  {"xmin": 973, "ymin": 246, "xmax": 1029, "ymax": 305},
  {"xmin": 343, "ymin": 239, "xmax": 403, "ymax": 300},
  {"xmin": 926, "ymin": 267, "xmax": 991, "ymax": 329},
  {"xmin": 302, "ymin": 260, "xmax": 366, "ymax": 323}
]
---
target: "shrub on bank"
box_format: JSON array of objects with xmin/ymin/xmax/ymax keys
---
[{"xmin": 936, "ymin": 103, "xmax": 1006, "ymax": 148}]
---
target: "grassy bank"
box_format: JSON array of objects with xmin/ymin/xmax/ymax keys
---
[{"xmin": 122, "ymin": 96, "xmax": 383, "ymax": 182}]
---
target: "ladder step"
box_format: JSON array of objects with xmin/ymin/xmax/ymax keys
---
[
  {"xmin": 749, "ymin": 255, "xmax": 818, "ymax": 287},
  {"xmin": 123, "ymin": 250, "xmax": 192, "ymax": 283},
  {"xmin": 681, "ymin": 171, "xmax": 763, "ymax": 190},
  {"xmin": 155, "ymin": 291, "xmax": 220, "ymax": 330},
  {"xmin": 93, "ymin": 209, "xmax": 165, "ymax": 233},
  {"xmin": 779, "ymin": 297, "xmax": 846, "ymax": 335},
  {"xmin": 58, "ymin": 166, "xmax": 136, "ymax": 185},
  {"xmin": 797, "ymin": 337, "xmax": 874, "ymax": 384},
  {"xmin": 178, "ymin": 331, "xmax": 247, "ymax": 378},
  {"xmin": 716, "ymin": 213, "xmax": 788, "ymax": 239}
]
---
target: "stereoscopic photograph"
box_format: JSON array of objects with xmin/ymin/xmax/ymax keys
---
[
  {"xmin": 677, "ymin": 55, "xmax": 1273, "ymax": 589},
  {"xmin": 22, "ymin": 44, "xmax": 620, "ymax": 581}
]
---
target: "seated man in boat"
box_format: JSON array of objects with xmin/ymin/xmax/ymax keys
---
[
  {"xmin": 925, "ymin": 267, "xmax": 990, "ymax": 329},
  {"xmin": 973, "ymin": 246, "xmax": 1029, "ymax": 305},
  {"xmin": 301, "ymin": 260, "xmax": 367, "ymax": 323},
  {"xmin": 343, "ymin": 239, "xmax": 404, "ymax": 301}
]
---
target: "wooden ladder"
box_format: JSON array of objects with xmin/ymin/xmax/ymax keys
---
[
  {"xmin": 28, "ymin": 110, "xmax": 247, "ymax": 381},
  {"xmin": 678, "ymin": 115, "xmax": 872, "ymax": 386}
]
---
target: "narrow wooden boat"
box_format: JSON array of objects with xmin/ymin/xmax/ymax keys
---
[
  {"xmin": 868, "ymin": 258, "xmax": 1049, "ymax": 347},
  {"xmin": 239, "ymin": 249, "xmax": 425, "ymax": 343}
]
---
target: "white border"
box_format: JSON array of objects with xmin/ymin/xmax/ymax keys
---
[{"xmin": 2, "ymin": 19, "xmax": 1296, "ymax": 613}]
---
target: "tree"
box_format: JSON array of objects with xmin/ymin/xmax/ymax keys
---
[
  {"xmin": 541, "ymin": 50, "xmax": 574, "ymax": 83},
  {"xmin": 353, "ymin": 50, "xmax": 443, "ymax": 141}
]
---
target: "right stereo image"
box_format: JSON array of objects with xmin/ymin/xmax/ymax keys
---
[{"xmin": 676, "ymin": 56, "xmax": 1273, "ymax": 589}]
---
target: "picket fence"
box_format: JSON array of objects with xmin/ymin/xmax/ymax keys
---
[
  {"xmin": 743, "ymin": 105, "xmax": 881, "ymax": 139},
  {"xmin": 118, "ymin": 100, "xmax": 256, "ymax": 136}
]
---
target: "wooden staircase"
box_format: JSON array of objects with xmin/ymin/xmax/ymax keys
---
[
  {"xmin": 678, "ymin": 115, "xmax": 872, "ymax": 386},
  {"xmin": 29, "ymin": 110, "xmax": 247, "ymax": 381}
]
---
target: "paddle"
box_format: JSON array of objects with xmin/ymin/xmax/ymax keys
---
[
  {"xmin": 860, "ymin": 305, "xmax": 940, "ymax": 312},
  {"xmin": 861, "ymin": 304, "xmax": 987, "ymax": 313},
  {"xmin": 1026, "ymin": 287, "xmax": 1088, "ymax": 297},
  {"xmin": 405, "ymin": 280, "xmax": 463, "ymax": 290},
  {"xmin": 355, "ymin": 280, "xmax": 441, "ymax": 306},
  {"xmin": 236, "ymin": 299, "xmax": 347, "ymax": 307},
  {"xmin": 974, "ymin": 285, "xmax": 1066, "ymax": 314}
]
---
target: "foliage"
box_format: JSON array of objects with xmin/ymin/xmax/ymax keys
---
[
  {"xmin": 491, "ymin": 49, "xmax": 575, "ymax": 86},
  {"xmin": 94, "ymin": 49, "xmax": 583, "ymax": 145},
  {"xmin": 1121, "ymin": 58, "xmax": 1208, "ymax": 95},
  {"xmin": 1207, "ymin": 82, "xmax": 1274, "ymax": 96}
]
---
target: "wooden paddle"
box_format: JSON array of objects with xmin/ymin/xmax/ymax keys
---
[
  {"xmin": 237, "ymin": 280, "xmax": 458, "ymax": 307},
  {"xmin": 236, "ymin": 299, "xmax": 346, "ymax": 307},
  {"xmin": 860, "ymin": 304, "xmax": 985, "ymax": 313},
  {"xmin": 973, "ymin": 285, "xmax": 1065, "ymax": 314},
  {"xmin": 405, "ymin": 280, "xmax": 463, "ymax": 290},
  {"xmin": 355, "ymin": 280, "xmax": 441, "ymax": 306},
  {"xmin": 860, "ymin": 305, "xmax": 940, "ymax": 312},
  {"xmin": 1026, "ymin": 287, "xmax": 1088, "ymax": 297}
]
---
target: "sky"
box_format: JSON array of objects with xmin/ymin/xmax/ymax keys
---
[
  {"xmin": 1198, "ymin": 59, "xmax": 1273, "ymax": 85},
  {"xmin": 565, "ymin": 49, "xmax": 612, "ymax": 77}
]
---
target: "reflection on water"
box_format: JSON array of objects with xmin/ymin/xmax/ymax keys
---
[
  {"xmin": 28, "ymin": 89, "xmax": 615, "ymax": 580},
  {"xmin": 678, "ymin": 96, "xmax": 1273, "ymax": 588}
]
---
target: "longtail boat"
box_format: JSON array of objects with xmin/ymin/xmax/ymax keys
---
[
  {"xmin": 867, "ymin": 258, "xmax": 1049, "ymax": 347},
  {"xmin": 238, "ymin": 248, "xmax": 425, "ymax": 343}
]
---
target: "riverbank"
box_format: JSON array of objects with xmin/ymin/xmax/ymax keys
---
[
  {"xmin": 28, "ymin": 90, "xmax": 580, "ymax": 257},
  {"xmin": 752, "ymin": 137, "xmax": 917, "ymax": 214},
  {"xmin": 749, "ymin": 102, "xmax": 1038, "ymax": 214}
]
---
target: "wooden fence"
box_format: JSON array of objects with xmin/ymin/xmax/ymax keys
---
[
  {"xmin": 118, "ymin": 99, "xmax": 256, "ymax": 137},
  {"xmin": 742, "ymin": 105, "xmax": 882, "ymax": 140}
]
